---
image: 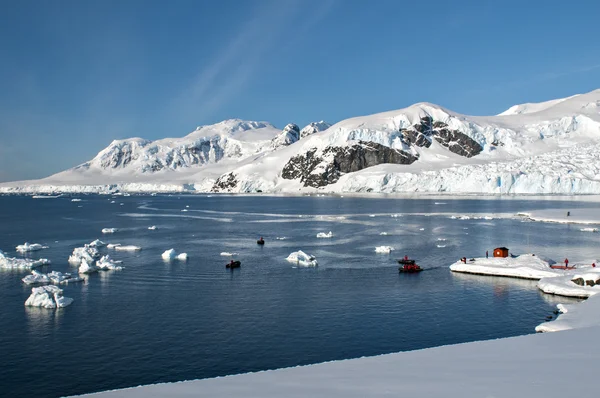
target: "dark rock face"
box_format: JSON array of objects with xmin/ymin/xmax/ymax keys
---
[
  {"xmin": 212, "ymin": 172, "xmax": 238, "ymax": 192},
  {"xmin": 282, "ymin": 141, "xmax": 418, "ymax": 188}
]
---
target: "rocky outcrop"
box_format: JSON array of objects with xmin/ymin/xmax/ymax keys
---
[
  {"xmin": 270, "ymin": 124, "xmax": 300, "ymax": 150},
  {"xmin": 300, "ymin": 121, "xmax": 332, "ymax": 139},
  {"xmin": 212, "ymin": 172, "xmax": 238, "ymax": 192},
  {"xmin": 282, "ymin": 141, "xmax": 418, "ymax": 188}
]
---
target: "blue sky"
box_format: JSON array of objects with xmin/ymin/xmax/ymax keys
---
[{"xmin": 1, "ymin": 0, "xmax": 599, "ymax": 182}]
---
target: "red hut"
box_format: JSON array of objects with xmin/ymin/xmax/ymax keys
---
[{"xmin": 494, "ymin": 247, "xmax": 509, "ymax": 258}]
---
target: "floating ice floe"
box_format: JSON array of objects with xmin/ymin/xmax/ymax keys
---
[
  {"xmin": 0, "ymin": 250, "xmax": 50, "ymax": 270},
  {"xmin": 450, "ymin": 254, "xmax": 565, "ymax": 280},
  {"xmin": 580, "ymin": 228, "xmax": 598, "ymax": 232},
  {"xmin": 16, "ymin": 242, "xmax": 48, "ymax": 252},
  {"xmin": 161, "ymin": 249, "xmax": 188, "ymax": 261},
  {"xmin": 369, "ymin": 215, "xmax": 376, "ymax": 218},
  {"xmin": 71, "ymin": 198, "xmax": 82, "ymax": 202},
  {"xmin": 114, "ymin": 245, "xmax": 142, "ymax": 252},
  {"xmin": 68, "ymin": 246, "xmax": 100, "ymax": 265},
  {"xmin": 375, "ymin": 246, "xmax": 394, "ymax": 254},
  {"xmin": 437, "ymin": 245, "xmax": 447, "ymax": 248},
  {"xmin": 110, "ymin": 200, "xmax": 116, "ymax": 204},
  {"xmin": 437, "ymin": 238, "xmax": 447, "ymax": 241},
  {"xmin": 316, "ymin": 231, "xmax": 333, "ymax": 238},
  {"xmin": 276, "ymin": 237, "xmax": 287, "ymax": 240},
  {"xmin": 419, "ymin": 228, "xmax": 425, "ymax": 231},
  {"xmin": 79, "ymin": 259, "xmax": 98, "ymax": 274},
  {"xmin": 148, "ymin": 225, "xmax": 158, "ymax": 230},
  {"xmin": 22, "ymin": 270, "xmax": 83, "ymax": 285},
  {"xmin": 537, "ymin": 271, "xmax": 600, "ymax": 298},
  {"xmin": 391, "ymin": 214, "xmax": 401, "ymax": 218},
  {"xmin": 107, "ymin": 243, "xmax": 121, "ymax": 249},
  {"xmin": 96, "ymin": 255, "xmax": 123, "ymax": 270},
  {"xmin": 25, "ymin": 285, "xmax": 73, "ymax": 308},
  {"xmin": 220, "ymin": 252, "xmax": 239, "ymax": 256},
  {"xmin": 181, "ymin": 209, "xmax": 188, "ymax": 212},
  {"xmin": 286, "ymin": 251, "xmax": 318, "ymax": 267},
  {"xmin": 380, "ymin": 232, "xmax": 388, "ymax": 236},
  {"xmin": 102, "ymin": 228, "xmax": 118, "ymax": 234},
  {"xmin": 88, "ymin": 239, "xmax": 106, "ymax": 248}
]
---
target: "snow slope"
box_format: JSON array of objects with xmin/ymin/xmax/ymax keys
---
[{"xmin": 3, "ymin": 89, "xmax": 600, "ymax": 195}]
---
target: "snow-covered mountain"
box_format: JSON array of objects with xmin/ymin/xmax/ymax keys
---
[{"xmin": 2, "ymin": 89, "xmax": 600, "ymax": 195}]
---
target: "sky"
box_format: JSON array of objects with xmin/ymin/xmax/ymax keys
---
[{"xmin": 1, "ymin": 0, "xmax": 599, "ymax": 182}]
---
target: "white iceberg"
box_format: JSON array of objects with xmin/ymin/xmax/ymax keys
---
[
  {"xmin": 15, "ymin": 242, "xmax": 48, "ymax": 252},
  {"xmin": 286, "ymin": 250, "xmax": 318, "ymax": 267},
  {"xmin": 25, "ymin": 285, "xmax": 73, "ymax": 309},
  {"xmin": 71, "ymin": 198, "xmax": 82, "ymax": 202},
  {"xmin": 68, "ymin": 246, "xmax": 99, "ymax": 265},
  {"xmin": 276, "ymin": 237, "xmax": 287, "ymax": 240},
  {"xmin": 107, "ymin": 243, "xmax": 121, "ymax": 249},
  {"xmin": 0, "ymin": 250, "xmax": 50, "ymax": 270},
  {"xmin": 379, "ymin": 232, "xmax": 388, "ymax": 236},
  {"xmin": 78, "ymin": 259, "xmax": 98, "ymax": 274},
  {"xmin": 220, "ymin": 252, "xmax": 238, "ymax": 256},
  {"xmin": 162, "ymin": 249, "xmax": 188, "ymax": 261},
  {"xmin": 114, "ymin": 245, "xmax": 142, "ymax": 252},
  {"xmin": 88, "ymin": 239, "xmax": 106, "ymax": 248},
  {"xmin": 22, "ymin": 270, "xmax": 50, "ymax": 285},
  {"xmin": 96, "ymin": 255, "xmax": 123, "ymax": 270},
  {"xmin": 102, "ymin": 228, "xmax": 118, "ymax": 234},
  {"xmin": 148, "ymin": 225, "xmax": 158, "ymax": 230},
  {"xmin": 22, "ymin": 270, "xmax": 83, "ymax": 285},
  {"xmin": 580, "ymin": 228, "xmax": 598, "ymax": 232},
  {"xmin": 375, "ymin": 246, "xmax": 394, "ymax": 254},
  {"xmin": 316, "ymin": 231, "xmax": 333, "ymax": 238}
]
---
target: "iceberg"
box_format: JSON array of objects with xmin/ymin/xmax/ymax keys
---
[
  {"xmin": 375, "ymin": 246, "xmax": 394, "ymax": 254},
  {"xmin": 68, "ymin": 246, "xmax": 100, "ymax": 265},
  {"xmin": 275, "ymin": 237, "xmax": 287, "ymax": 240},
  {"xmin": 107, "ymin": 243, "xmax": 121, "ymax": 249},
  {"xmin": 78, "ymin": 259, "xmax": 98, "ymax": 274},
  {"xmin": 0, "ymin": 250, "xmax": 50, "ymax": 270},
  {"xmin": 148, "ymin": 225, "xmax": 158, "ymax": 230},
  {"xmin": 88, "ymin": 239, "xmax": 106, "ymax": 248},
  {"xmin": 71, "ymin": 198, "xmax": 82, "ymax": 202},
  {"xmin": 379, "ymin": 232, "xmax": 388, "ymax": 236},
  {"xmin": 316, "ymin": 231, "xmax": 333, "ymax": 238},
  {"xmin": 22, "ymin": 270, "xmax": 50, "ymax": 284},
  {"xmin": 24, "ymin": 285, "xmax": 73, "ymax": 309},
  {"xmin": 16, "ymin": 242, "xmax": 48, "ymax": 252},
  {"xmin": 286, "ymin": 251, "xmax": 318, "ymax": 267},
  {"xmin": 101, "ymin": 228, "xmax": 118, "ymax": 234},
  {"xmin": 162, "ymin": 249, "xmax": 188, "ymax": 261},
  {"xmin": 96, "ymin": 255, "xmax": 123, "ymax": 270},
  {"xmin": 22, "ymin": 270, "xmax": 83, "ymax": 285},
  {"xmin": 220, "ymin": 252, "xmax": 238, "ymax": 256},
  {"xmin": 114, "ymin": 245, "xmax": 142, "ymax": 252}
]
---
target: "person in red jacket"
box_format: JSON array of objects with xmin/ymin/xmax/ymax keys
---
[{"xmin": 564, "ymin": 258, "xmax": 569, "ymax": 268}]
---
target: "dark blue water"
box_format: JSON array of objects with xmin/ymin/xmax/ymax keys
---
[{"xmin": 0, "ymin": 195, "xmax": 594, "ymax": 397}]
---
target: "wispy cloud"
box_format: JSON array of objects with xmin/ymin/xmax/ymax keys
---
[{"xmin": 171, "ymin": 0, "xmax": 337, "ymax": 124}]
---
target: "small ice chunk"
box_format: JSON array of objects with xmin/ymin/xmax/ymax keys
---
[
  {"xmin": 48, "ymin": 271, "xmax": 83, "ymax": 284},
  {"xmin": 316, "ymin": 231, "xmax": 333, "ymax": 238},
  {"xmin": 102, "ymin": 228, "xmax": 118, "ymax": 234},
  {"xmin": 25, "ymin": 285, "xmax": 72, "ymax": 309},
  {"xmin": 379, "ymin": 232, "xmax": 388, "ymax": 236},
  {"xmin": 78, "ymin": 259, "xmax": 98, "ymax": 274},
  {"xmin": 162, "ymin": 249, "xmax": 187, "ymax": 261},
  {"xmin": 437, "ymin": 245, "xmax": 447, "ymax": 248},
  {"xmin": 437, "ymin": 238, "xmax": 447, "ymax": 241},
  {"xmin": 107, "ymin": 243, "xmax": 121, "ymax": 249},
  {"xmin": 181, "ymin": 209, "xmax": 188, "ymax": 212},
  {"xmin": 110, "ymin": 201, "xmax": 116, "ymax": 203},
  {"xmin": 419, "ymin": 228, "xmax": 425, "ymax": 231},
  {"xmin": 148, "ymin": 225, "xmax": 158, "ymax": 230},
  {"xmin": 220, "ymin": 252, "xmax": 238, "ymax": 256},
  {"xmin": 71, "ymin": 198, "xmax": 82, "ymax": 202},
  {"xmin": 96, "ymin": 255, "xmax": 123, "ymax": 270},
  {"xmin": 391, "ymin": 214, "xmax": 401, "ymax": 218},
  {"xmin": 88, "ymin": 239, "xmax": 106, "ymax": 248},
  {"xmin": 580, "ymin": 228, "xmax": 598, "ymax": 232},
  {"xmin": 16, "ymin": 242, "xmax": 48, "ymax": 252},
  {"xmin": 369, "ymin": 214, "xmax": 376, "ymax": 218},
  {"xmin": 375, "ymin": 246, "xmax": 394, "ymax": 254},
  {"xmin": 68, "ymin": 246, "xmax": 99, "ymax": 265},
  {"xmin": 114, "ymin": 245, "xmax": 141, "ymax": 252},
  {"xmin": 22, "ymin": 270, "xmax": 50, "ymax": 285},
  {"xmin": 0, "ymin": 250, "xmax": 51, "ymax": 270},
  {"xmin": 276, "ymin": 237, "xmax": 287, "ymax": 240},
  {"xmin": 286, "ymin": 250, "xmax": 318, "ymax": 267}
]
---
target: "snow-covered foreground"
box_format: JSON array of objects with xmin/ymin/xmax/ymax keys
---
[
  {"xmin": 449, "ymin": 254, "xmax": 567, "ymax": 279},
  {"xmin": 83, "ymin": 324, "xmax": 600, "ymax": 397},
  {"xmin": 536, "ymin": 294, "xmax": 600, "ymax": 332},
  {"xmin": 537, "ymin": 271, "xmax": 600, "ymax": 298}
]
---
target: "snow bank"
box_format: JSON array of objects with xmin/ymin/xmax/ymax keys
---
[
  {"xmin": 114, "ymin": 245, "xmax": 142, "ymax": 252},
  {"xmin": 101, "ymin": 228, "xmax": 118, "ymax": 234},
  {"xmin": 285, "ymin": 251, "xmax": 318, "ymax": 267},
  {"xmin": 0, "ymin": 250, "xmax": 50, "ymax": 270},
  {"xmin": 161, "ymin": 249, "xmax": 188, "ymax": 261},
  {"xmin": 316, "ymin": 231, "xmax": 333, "ymax": 238},
  {"xmin": 15, "ymin": 242, "xmax": 48, "ymax": 252},
  {"xmin": 96, "ymin": 255, "xmax": 123, "ymax": 270},
  {"xmin": 25, "ymin": 285, "xmax": 73, "ymax": 309},
  {"xmin": 536, "ymin": 293, "xmax": 600, "ymax": 332},
  {"xmin": 374, "ymin": 246, "xmax": 394, "ymax": 254},
  {"xmin": 537, "ymin": 271, "xmax": 600, "ymax": 298},
  {"xmin": 68, "ymin": 246, "xmax": 100, "ymax": 265},
  {"xmin": 449, "ymin": 254, "xmax": 562, "ymax": 280}
]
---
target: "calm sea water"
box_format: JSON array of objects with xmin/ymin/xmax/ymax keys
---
[{"xmin": 0, "ymin": 194, "xmax": 595, "ymax": 397}]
